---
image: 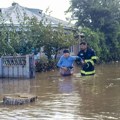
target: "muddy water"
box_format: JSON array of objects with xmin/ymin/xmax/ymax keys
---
[{"xmin": 0, "ymin": 63, "xmax": 120, "ymax": 120}]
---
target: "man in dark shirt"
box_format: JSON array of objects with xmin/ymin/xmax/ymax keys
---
[{"xmin": 77, "ymin": 41, "xmax": 97, "ymax": 76}]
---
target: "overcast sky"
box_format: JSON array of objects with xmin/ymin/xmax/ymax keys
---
[{"xmin": 0, "ymin": 0, "xmax": 71, "ymax": 21}]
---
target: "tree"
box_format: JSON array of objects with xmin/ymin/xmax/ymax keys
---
[
  {"xmin": 43, "ymin": 24, "xmax": 76, "ymax": 60},
  {"xmin": 69, "ymin": 0, "xmax": 120, "ymax": 61},
  {"xmin": 69, "ymin": 0, "xmax": 120, "ymax": 29},
  {"xmin": 0, "ymin": 11, "xmax": 76, "ymax": 62},
  {"xmin": 0, "ymin": 15, "xmax": 15, "ymax": 56}
]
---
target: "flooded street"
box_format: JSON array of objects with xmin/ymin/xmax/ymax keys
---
[{"xmin": 0, "ymin": 63, "xmax": 120, "ymax": 120}]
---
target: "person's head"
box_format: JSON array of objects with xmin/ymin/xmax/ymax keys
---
[
  {"xmin": 63, "ymin": 49, "xmax": 70, "ymax": 58},
  {"xmin": 80, "ymin": 41, "xmax": 88, "ymax": 51}
]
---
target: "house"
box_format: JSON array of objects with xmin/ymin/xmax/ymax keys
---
[
  {"xmin": 0, "ymin": 2, "xmax": 73, "ymax": 28},
  {"xmin": 0, "ymin": 2, "xmax": 81, "ymax": 56}
]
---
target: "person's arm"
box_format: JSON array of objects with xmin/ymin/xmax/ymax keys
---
[
  {"xmin": 71, "ymin": 56, "xmax": 81, "ymax": 61},
  {"xmin": 91, "ymin": 50, "xmax": 98, "ymax": 63},
  {"xmin": 76, "ymin": 56, "xmax": 84, "ymax": 63},
  {"xmin": 76, "ymin": 51, "xmax": 85, "ymax": 64},
  {"xmin": 72, "ymin": 55, "xmax": 85, "ymax": 65}
]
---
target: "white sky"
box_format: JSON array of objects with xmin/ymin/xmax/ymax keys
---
[{"xmin": 0, "ymin": 0, "xmax": 71, "ymax": 21}]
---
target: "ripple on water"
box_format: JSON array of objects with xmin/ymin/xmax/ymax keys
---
[{"xmin": 0, "ymin": 64, "xmax": 120, "ymax": 119}]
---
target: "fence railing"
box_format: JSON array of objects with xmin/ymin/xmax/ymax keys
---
[{"xmin": 0, "ymin": 55, "xmax": 35, "ymax": 78}]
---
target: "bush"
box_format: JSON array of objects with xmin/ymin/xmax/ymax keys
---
[{"xmin": 35, "ymin": 57, "xmax": 57, "ymax": 72}]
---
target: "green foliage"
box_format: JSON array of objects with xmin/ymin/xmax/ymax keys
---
[
  {"xmin": 70, "ymin": 0, "xmax": 120, "ymax": 28},
  {"xmin": 0, "ymin": 13, "xmax": 75, "ymax": 61},
  {"xmin": 35, "ymin": 57, "xmax": 56, "ymax": 72},
  {"xmin": 81, "ymin": 27, "xmax": 101, "ymax": 56},
  {"xmin": 69, "ymin": 0, "xmax": 120, "ymax": 62},
  {"xmin": 0, "ymin": 25, "xmax": 15, "ymax": 56},
  {"xmin": 43, "ymin": 24, "xmax": 76, "ymax": 60}
]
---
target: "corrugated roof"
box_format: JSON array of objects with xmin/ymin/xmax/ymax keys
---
[{"xmin": 0, "ymin": 3, "xmax": 73, "ymax": 27}]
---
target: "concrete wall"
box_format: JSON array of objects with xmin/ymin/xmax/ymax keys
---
[{"xmin": 0, "ymin": 55, "xmax": 35, "ymax": 78}]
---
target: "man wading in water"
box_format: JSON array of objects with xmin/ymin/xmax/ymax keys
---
[
  {"xmin": 57, "ymin": 49, "xmax": 82, "ymax": 76},
  {"xmin": 77, "ymin": 41, "xmax": 98, "ymax": 76}
]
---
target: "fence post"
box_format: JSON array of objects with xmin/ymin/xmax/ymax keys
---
[
  {"xmin": 26, "ymin": 55, "xmax": 30, "ymax": 78},
  {"xmin": 0, "ymin": 58, "xmax": 3, "ymax": 78},
  {"xmin": 26, "ymin": 55, "xmax": 35, "ymax": 78},
  {"xmin": 31, "ymin": 55, "xmax": 35, "ymax": 78}
]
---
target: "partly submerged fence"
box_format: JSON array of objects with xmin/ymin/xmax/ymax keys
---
[{"xmin": 0, "ymin": 55, "xmax": 35, "ymax": 78}]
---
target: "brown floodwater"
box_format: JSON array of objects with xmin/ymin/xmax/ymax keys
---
[{"xmin": 0, "ymin": 63, "xmax": 120, "ymax": 120}]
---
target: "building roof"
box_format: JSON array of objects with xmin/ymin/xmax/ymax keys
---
[{"xmin": 0, "ymin": 2, "xmax": 73, "ymax": 28}]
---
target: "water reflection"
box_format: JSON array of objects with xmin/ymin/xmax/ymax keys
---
[
  {"xmin": 0, "ymin": 79, "xmax": 27, "ymax": 94},
  {"xmin": 58, "ymin": 77, "xmax": 74, "ymax": 93}
]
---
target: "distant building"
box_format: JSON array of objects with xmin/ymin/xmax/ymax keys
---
[
  {"xmin": 0, "ymin": 2, "xmax": 73, "ymax": 28},
  {"xmin": 0, "ymin": 2, "xmax": 82, "ymax": 56}
]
